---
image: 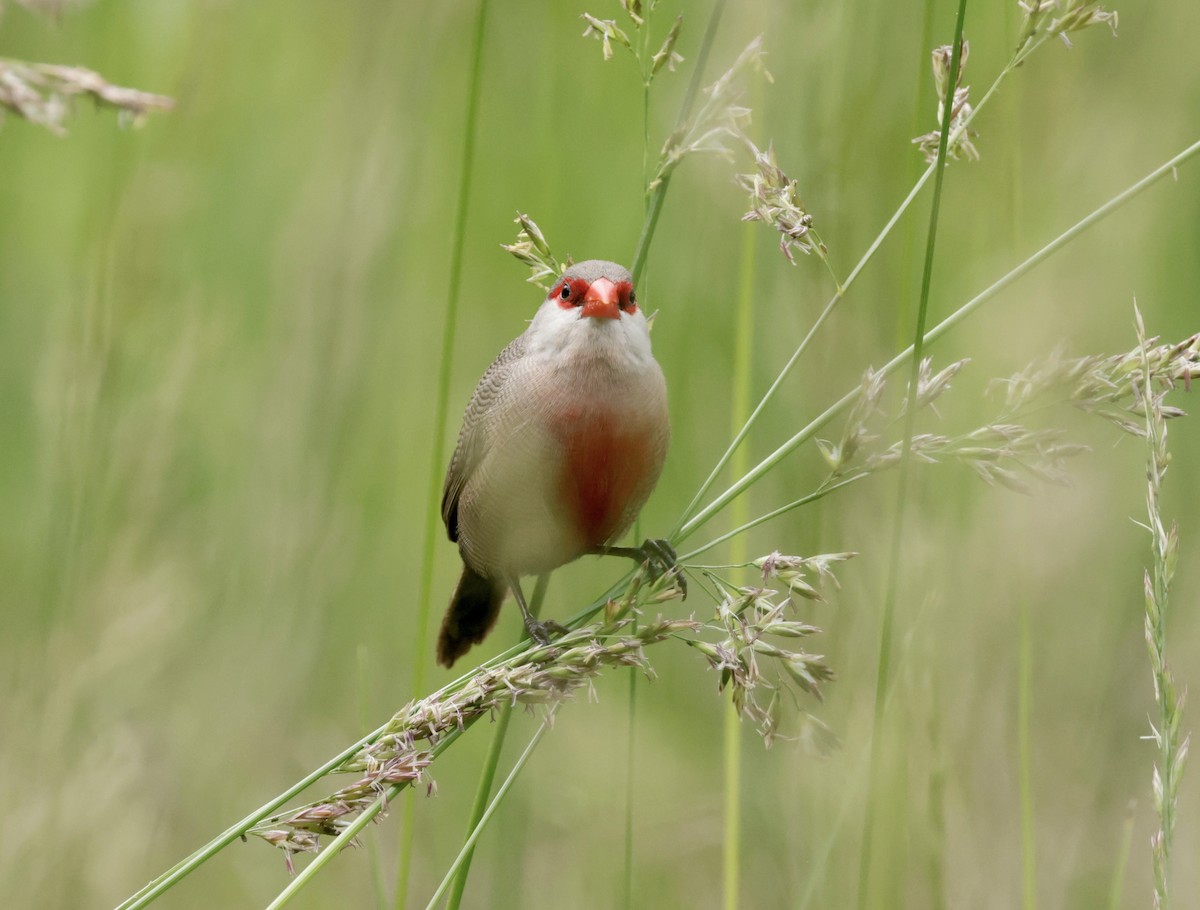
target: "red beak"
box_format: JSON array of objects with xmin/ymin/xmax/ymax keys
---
[{"xmin": 580, "ymin": 278, "xmax": 621, "ymax": 320}]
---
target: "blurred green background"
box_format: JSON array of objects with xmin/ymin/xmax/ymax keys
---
[{"xmin": 1, "ymin": 1, "xmax": 1198, "ymax": 907}]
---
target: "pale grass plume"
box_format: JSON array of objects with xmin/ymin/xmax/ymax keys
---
[
  {"xmin": 580, "ymin": 2, "xmax": 683, "ymax": 77},
  {"xmin": 685, "ymin": 553, "xmax": 849, "ymax": 746},
  {"xmin": 649, "ymin": 36, "xmax": 770, "ymax": 192},
  {"xmin": 913, "ymin": 41, "xmax": 978, "ymax": 163},
  {"xmin": 1017, "ymin": 0, "xmax": 1118, "ymax": 57},
  {"xmin": 991, "ymin": 331, "xmax": 1200, "ymax": 436},
  {"xmin": 818, "ymin": 357, "xmax": 1087, "ymax": 493},
  {"xmin": 0, "ymin": 58, "xmax": 173, "ymax": 134},
  {"xmin": 737, "ymin": 143, "xmax": 826, "ymax": 264},
  {"xmin": 252, "ymin": 557, "xmax": 838, "ymax": 862},
  {"xmin": 580, "ymin": 13, "xmax": 633, "ymax": 61},
  {"xmin": 500, "ymin": 213, "xmax": 570, "ymax": 289},
  {"xmin": 1131, "ymin": 307, "xmax": 1190, "ymax": 910}
]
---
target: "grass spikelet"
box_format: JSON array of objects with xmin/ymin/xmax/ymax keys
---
[
  {"xmin": 1132, "ymin": 306, "xmax": 1190, "ymax": 910},
  {"xmin": 0, "ymin": 58, "xmax": 173, "ymax": 133}
]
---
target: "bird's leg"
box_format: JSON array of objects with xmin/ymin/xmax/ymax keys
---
[
  {"xmin": 590, "ymin": 538, "xmax": 687, "ymax": 599},
  {"xmin": 508, "ymin": 577, "xmax": 568, "ymax": 646}
]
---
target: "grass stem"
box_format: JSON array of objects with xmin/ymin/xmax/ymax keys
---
[
  {"xmin": 397, "ymin": 1, "xmax": 491, "ymax": 906},
  {"xmin": 424, "ymin": 720, "xmax": 552, "ymax": 910},
  {"xmin": 721, "ymin": 206, "xmax": 758, "ymax": 910},
  {"xmin": 857, "ymin": 4, "xmax": 968, "ymax": 904},
  {"xmin": 631, "ymin": 0, "xmax": 727, "ymax": 284},
  {"xmin": 676, "ymin": 136, "xmax": 1200, "ymax": 547},
  {"xmin": 443, "ymin": 574, "xmax": 549, "ymax": 910},
  {"xmin": 1019, "ymin": 598, "xmax": 1037, "ymax": 910},
  {"xmin": 265, "ymin": 728, "xmax": 469, "ymax": 910}
]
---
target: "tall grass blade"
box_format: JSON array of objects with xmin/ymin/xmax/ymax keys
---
[
  {"xmin": 676, "ymin": 136, "xmax": 1200, "ymax": 546},
  {"xmin": 398, "ymin": 1, "xmax": 492, "ymax": 906},
  {"xmin": 425, "ymin": 721, "xmax": 552, "ymax": 910},
  {"xmin": 444, "ymin": 573, "xmax": 548, "ymax": 910},
  {"xmin": 857, "ymin": 3, "xmax": 968, "ymax": 905}
]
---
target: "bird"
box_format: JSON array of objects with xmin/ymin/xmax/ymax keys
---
[{"xmin": 436, "ymin": 259, "xmax": 679, "ymax": 668}]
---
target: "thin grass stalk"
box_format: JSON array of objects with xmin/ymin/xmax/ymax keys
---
[
  {"xmin": 622, "ymin": 663, "xmax": 637, "ymax": 910},
  {"xmin": 857, "ymin": 4, "xmax": 968, "ymax": 905},
  {"xmin": 115, "ymin": 135, "xmax": 1200, "ymax": 910},
  {"xmin": 721, "ymin": 217, "xmax": 758, "ymax": 910},
  {"xmin": 425, "ymin": 721, "xmax": 553, "ymax": 910},
  {"xmin": 631, "ymin": 0, "xmax": 727, "ymax": 284},
  {"xmin": 445, "ymin": 704, "xmax": 513, "ymax": 910},
  {"xmin": 1008, "ymin": 15, "xmax": 1035, "ymax": 908},
  {"xmin": 265, "ymin": 727, "xmax": 469, "ymax": 910},
  {"xmin": 926, "ymin": 671, "xmax": 947, "ymax": 910},
  {"xmin": 358, "ymin": 646, "xmax": 390, "ymax": 910},
  {"xmin": 1137, "ymin": 308, "xmax": 1188, "ymax": 910},
  {"xmin": 624, "ymin": 11, "xmax": 661, "ymax": 900},
  {"xmin": 676, "ymin": 136, "xmax": 1200, "ymax": 546},
  {"xmin": 1019, "ymin": 597, "xmax": 1037, "ymax": 910},
  {"xmin": 679, "ymin": 475, "xmax": 867, "ymax": 563},
  {"xmin": 672, "ymin": 25, "xmax": 1055, "ymax": 542},
  {"xmin": 114, "ymin": 729, "xmax": 391, "ymax": 910},
  {"xmin": 1107, "ymin": 805, "xmax": 1135, "ymax": 910},
  {"xmin": 397, "ymin": 2, "xmax": 491, "ymax": 906},
  {"xmin": 898, "ymin": 0, "xmax": 940, "ymax": 346},
  {"xmin": 444, "ymin": 573, "xmax": 549, "ymax": 910}
]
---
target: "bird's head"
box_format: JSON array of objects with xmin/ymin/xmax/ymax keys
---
[
  {"xmin": 549, "ymin": 260, "xmax": 638, "ymax": 321},
  {"xmin": 525, "ymin": 260, "xmax": 654, "ymax": 365}
]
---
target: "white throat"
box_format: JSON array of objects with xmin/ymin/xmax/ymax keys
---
[{"xmin": 522, "ymin": 298, "xmax": 657, "ymax": 373}]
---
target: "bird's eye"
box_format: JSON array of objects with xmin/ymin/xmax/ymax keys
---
[
  {"xmin": 560, "ymin": 284, "xmax": 572, "ymax": 300},
  {"xmin": 629, "ymin": 291, "xmax": 637, "ymax": 304}
]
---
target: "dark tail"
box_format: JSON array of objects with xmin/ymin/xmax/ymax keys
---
[{"xmin": 437, "ymin": 564, "xmax": 506, "ymax": 668}]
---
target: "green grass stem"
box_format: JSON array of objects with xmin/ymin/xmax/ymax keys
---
[
  {"xmin": 1107, "ymin": 805, "xmax": 1135, "ymax": 910},
  {"xmin": 721, "ymin": 213, "xmax": 758, "ymax": 910},
  {"xmin": 675, "ymin": 135, "xmax": 1200, "ymax": 548},
  {"xmin": 443, "ymin": 573, "xmax": 549, "ymax": 910},
  {"xmin": 672, "ymin": 26, "xmax": 1053, "ymax": 544},
  {"xmin": 265, "ymin": 728, "xmax": 470, "ymax": 910},
  {"xmin": 114, "ymin": 727, "xmax": 396, "ymax": 910},
  {"xmin": 631, "ymin": 0, "xmax": 727, "ymax": 284},
  {"xmin": 1019, "ymin": 598, "xmax": 1037, "ymax": 910},
  {"xmin": 856, "ymin": 4, "xmax": 969, "ymax": 903},
  {"xmin": 424, "ymin": 720, "xmax": 552, "ymax": 910},
  {"xmin": 397, "ymin": 1, "xmax": 491, "ymax": 906}
]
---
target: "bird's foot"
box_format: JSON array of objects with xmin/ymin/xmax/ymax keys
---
[
  {"xmin": 635, "ymin": 538, "xmax": 688, "ymax": 600},
  {"xmin": 523, "ymin": 616, "xmax": 569, "ymax": 646},
  {"xmin": 591, "ymin": 539, "xmax": 688, "ymax": 599}
]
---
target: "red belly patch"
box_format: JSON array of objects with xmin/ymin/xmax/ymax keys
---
[{"xmin": 555, "ymin": 408, "xmax": 653, "ymax": 548}]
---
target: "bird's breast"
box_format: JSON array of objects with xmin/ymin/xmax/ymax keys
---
[{"xmin": 549, "ymin": 399, "xmax": 666, "ymax": 549}]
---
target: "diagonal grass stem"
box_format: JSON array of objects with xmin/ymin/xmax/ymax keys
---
[
  {"xmin": 676, "ymin": 136, "xmax": 1200, "ymax": 546},
  {"xmin": 424, "ymin": 720, "xmax": 552, "ymax": 910},
  {"xmin": 858, "ymin": 3, "xmax": 968, "ymax": 905},
  {"xmin": 398, "ymin": 1, "xmax": 491, "ymax": 905}
]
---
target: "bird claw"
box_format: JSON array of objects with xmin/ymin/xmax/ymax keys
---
[
  {"xmin": 524, "ymin": 617, "xmax": 568, "ymax": 646},
  {"xmin": 637, "ymin": 537, "xmax": 687, "ymax": 600}
]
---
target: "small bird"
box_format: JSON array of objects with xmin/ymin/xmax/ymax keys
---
[{"xmin": 437, "ymin": 259, "xmax": 677, "ymax": 668}]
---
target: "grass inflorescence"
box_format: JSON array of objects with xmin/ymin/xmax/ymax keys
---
[{"xmin": 19, "ymin": 1, "xmax": 1195, "ymax": 907}]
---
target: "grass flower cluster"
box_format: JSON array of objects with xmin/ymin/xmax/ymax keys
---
[
  {"xmin": 0, "ymin": 58, "xmax": 173, "ymax": 133},
  {"xmin": 736, "ymin": 143, "xmax": 826, "ymax": 265},
  {"xmin": 1132, "ymin": 309, "xmax": 1191, "ymax": 910},
  {"xmin": 913, "ymin": 41, "xmax": 978, "ymax": 163},
  {"xmin": 249, "ymin": 555, "xmax": 838, "ymax": 866},
  {"xmin": 60, "ymin": 1, "xmax": 1196, "ymax": 907},
  {"xmin": 498, "ymin": 213, "xmax": 569, "ymax": 289}
]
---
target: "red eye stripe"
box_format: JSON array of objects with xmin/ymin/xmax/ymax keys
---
[{"xmin": 554, "ymin": 278, "xmax": 586, "ymax": 309}]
